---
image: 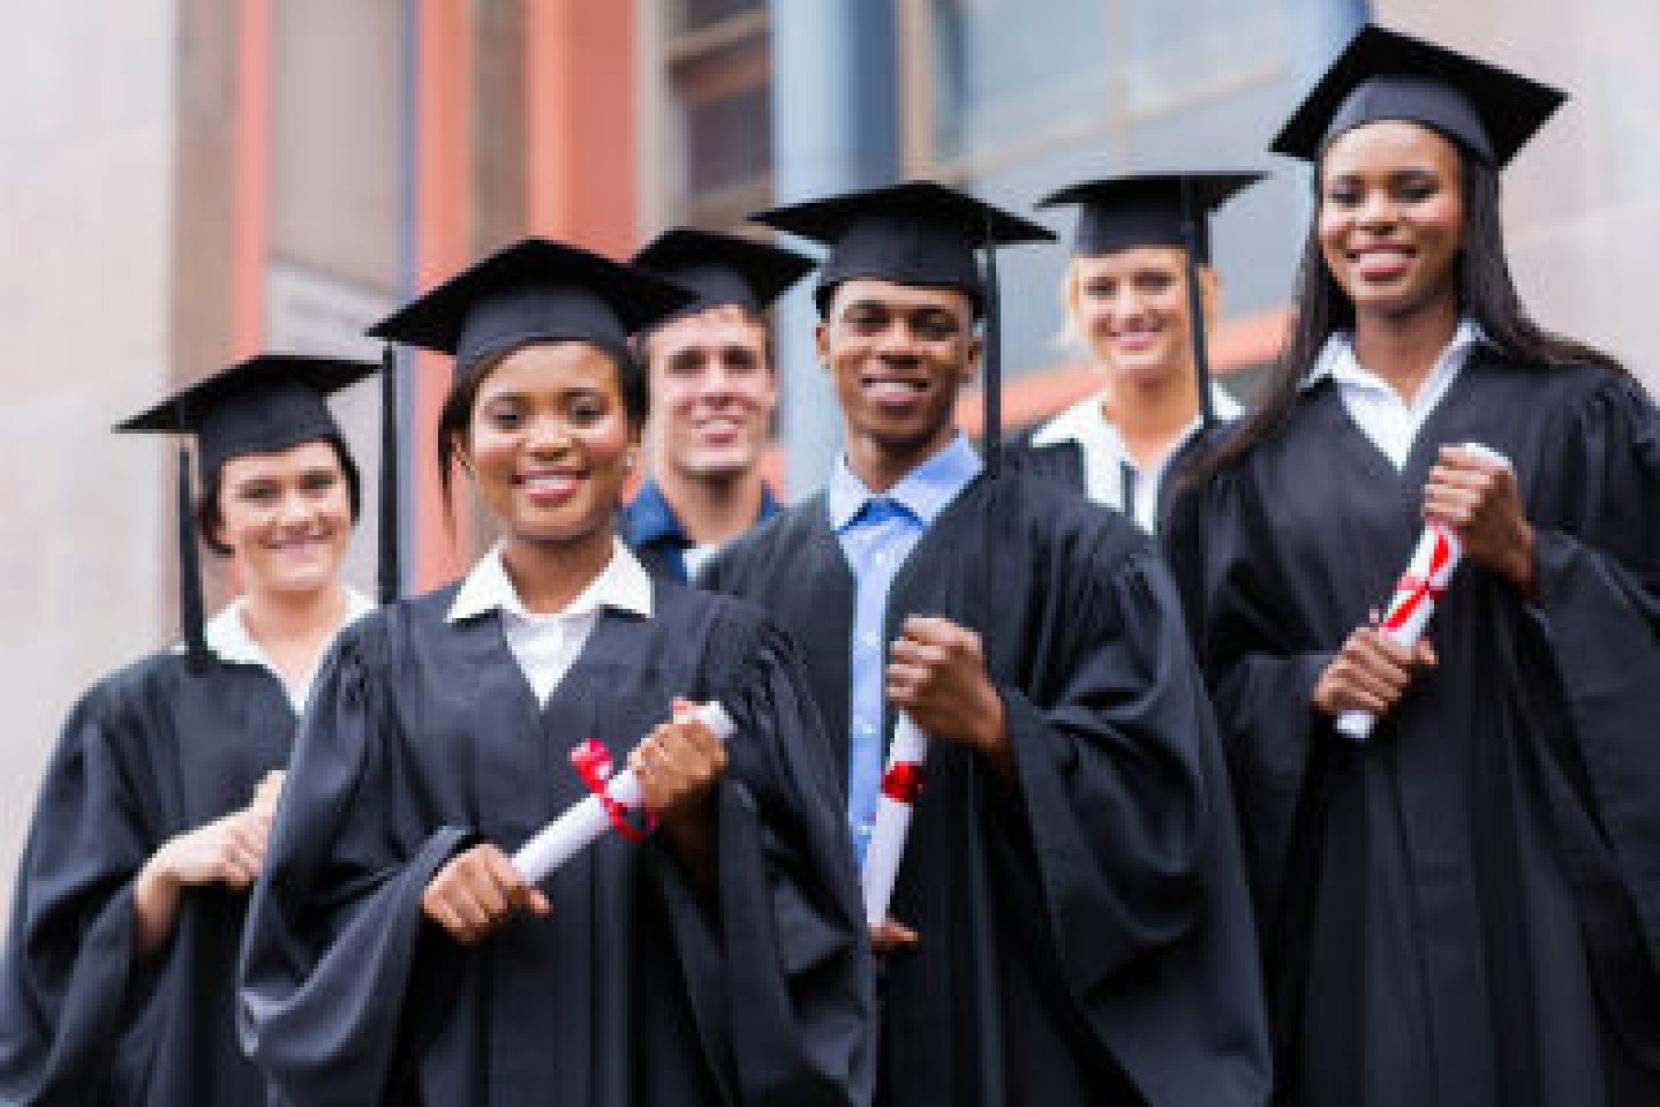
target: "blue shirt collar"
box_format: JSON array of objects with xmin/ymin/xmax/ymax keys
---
[
  {"xmin": 622, "ymin": 479, "xmax": 779, "ymax": 547},
  {"xmin": 827, "ymin": 432, "xmax": 984, "ymax": 532}
]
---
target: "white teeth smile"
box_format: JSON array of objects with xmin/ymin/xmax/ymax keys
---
[
  {"xmin": 865, "ymin": 379, "xmax": 927, "ymax": 398},
  {"xmin": 521, "ymin": 475, "xmax": 578, "ymax": 490}
]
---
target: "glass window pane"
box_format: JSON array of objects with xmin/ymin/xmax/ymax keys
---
[{"xmin": 931, "ymin": 0, "xmax": 1111, "ymax": 163}]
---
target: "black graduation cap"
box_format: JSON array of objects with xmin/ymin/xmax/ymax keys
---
[
  {"xmin": 116, "ymin": 354, "xmax": 383, "ymax": 671},
  {"xmin": 367, "ymin": 238, "xmax": 697, "ymax": 373},
  {"xmin": 748, "ymin": 180, "xmax": 1054, "ymax": 317},
  {"xmin": 1037, "ymin": 171, "xmax": 1264, "ymax": 427},
  {"xmin": 1036, "ymin": 171, "xmax": 1264, "ymax": 263},
  {"xmin": 1272, "ymin": 24, "xmax": 1566, "ymax": 167},
  {"xmin": 630, "ymin": 228, "xmax": 816, "ymax": 318}
]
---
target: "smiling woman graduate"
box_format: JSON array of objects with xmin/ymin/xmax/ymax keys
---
[
  {"xmin": 0, "ymin": 354, "xmax": 382, "ymax": 1105},
  {"xmin": 1168, "ymin": 24, "xmax": 1660, "ymax": 1106},
  {"xmin": 236, "ymin": 239, "xmax": 873, "ymax": 1107},
  {"xmin": 1009, "ymin": 171, "xmax": 1261, "ymax": 535}
]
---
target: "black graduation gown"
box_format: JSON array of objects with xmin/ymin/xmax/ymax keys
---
[
  {"xmin": 237, "ymin": 579, "xmax": 873, "ymax": 1107},
  {"xmin": 1004, "ymin": 424, "xmax": 1216, "ymax": 537},
  {"xmin": 701, "ymin": 470, "xmax": 1271, "ymax": 1106},
  {"xmin": 1165, "ymin": 352, "xmax": 1660, "ymax": 1106},
  {"xmin": 0, "ymin": 653, "xmax": 294, "ymax": 1105}
]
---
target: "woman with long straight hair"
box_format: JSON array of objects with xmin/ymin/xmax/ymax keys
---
[
  {"xmin": 237, "ymin": 240, "xmax": 872, "ymax": 1106},
  {"xmin": 1169, "ymin": 25, "xmax": 1660, "ymax": 1106},
  {"xmin": 0, "ymin": 355, "xmax": 382, "ymax": 1104}
]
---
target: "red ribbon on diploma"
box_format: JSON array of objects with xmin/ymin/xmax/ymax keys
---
[
  {"xmin": 570, "ymin": 740, "xmax": 657, "ymax": 843},
  {"xmin": 1381, "ymin": 526, "xmax": 1454, "ymax": 633},
  {"xmin": 881, "ymin": 762, "xmax": 924, "ymax": 805}
]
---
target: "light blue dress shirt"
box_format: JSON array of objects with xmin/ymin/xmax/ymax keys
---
[{"xmin": 827, "ymin": 433, "xmax": 982, "ymax": 865}]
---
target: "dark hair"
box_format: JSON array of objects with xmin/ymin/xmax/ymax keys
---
[
  {"xmin": 1200, "ymin": 139, "xmax": 1626, "ymax": 479},
  {"xmin": 436, "ymin": 340, "xmax": 648, "ymax": 522},
  {"xmin": 196, "ymin": 433, "xmax": 362, "ymax": 556}
]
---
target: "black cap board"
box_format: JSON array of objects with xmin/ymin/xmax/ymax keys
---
[
  {"xmin": 631, "ymin": 228, "xmax": 816, "ymax": 318},
  {"xmin": 118, "ymin": 354, "xmax": 377, "ymax": 474},
  {"xmin": 367, "ymin": 238, "xmax": 697, "ymax": 375},
  {"xmin": 116, "ymin": 353, "xmax": 383, "ymax": 670},
  {"xmin": 1271, "ymin": 24, "xmax": 1566, "ymax": 167},
  {"xmin": 749, "ymin": 180, "xmax": 1053, "ymax": 317},
  {"xmin": 1036, "ymin": 171, "xmax": 1264, "ymax": 263}
]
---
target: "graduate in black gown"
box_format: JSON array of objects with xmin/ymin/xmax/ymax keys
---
[
  {"xmin": 237, "ymin": 240, "xmax": 873, "ymax": 1106},
  {"xmin": 1167, "ymin": 25, "xmax": 1660, "ymax": 1106},
  {"xmin": 1007, "ymin": 172, "xmax": 1261, "ymax": 536},
  {"xmin": 703, "ymin": 182, "xmax": 1270, "ymax": 1105},
  {"xmin": 0, "ymin": 354, "xmax": 385, "ymax": 1104}
]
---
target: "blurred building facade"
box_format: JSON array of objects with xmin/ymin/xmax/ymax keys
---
[{"xmin": 1, "ymin": 0, "xmax": 1655, "ymax": 904}]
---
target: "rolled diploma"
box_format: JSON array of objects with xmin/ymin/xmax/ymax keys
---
[
  {"xmin": 512, "ymin": 701, "xmax": 735, "ymax": 884},
  {"xmin": 1334, "ymin": 442, "xmax": 1509, "ymax": 741},
  {"xmin": 862, "ymin": 714, "xmax": 930, "ymax": 928}
]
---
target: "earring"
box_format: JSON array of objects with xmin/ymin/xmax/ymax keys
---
[{"xmin": 625, "ymin": 451, "xmax": 638, "ymax": 470}]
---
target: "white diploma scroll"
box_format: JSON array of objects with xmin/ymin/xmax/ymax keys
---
[
  {"xmin": 512, "ymin": 702, "xmax": 735, "ymax": 884},
  {"xmin": 862, "ymin": 714, "xmax": 930, "ymax": 928},
  {"xmin": 1335, "ymin": 442, "xmax": 1510, "ymax": 742}
]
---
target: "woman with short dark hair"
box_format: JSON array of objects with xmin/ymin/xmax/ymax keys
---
[{"xmin": 0, "ymin": 354, "xmax": 380, "ymax": 1104}]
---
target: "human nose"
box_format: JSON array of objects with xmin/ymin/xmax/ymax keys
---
[
  {"xmin": 523, "ymin": 413, "xmax": 573, "ymax": 454},
  {"xmin": 1356, "ymin": 188, "xmax": 1397, "ymax": 230}
]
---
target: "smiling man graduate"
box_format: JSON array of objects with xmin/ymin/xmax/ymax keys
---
[{"xmin": 701, "ymin": 181, "xmax": 1270, "ymax": 1106}]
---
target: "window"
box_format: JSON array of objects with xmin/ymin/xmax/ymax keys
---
[{"xmin": 660, "ymin": 1, "xmax": 774, "ymax": 229}]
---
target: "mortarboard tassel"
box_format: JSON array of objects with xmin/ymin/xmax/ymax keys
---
[
  {"xmin": 177, "ymin": 440, "xmax": 210, "ymax": 673},
  {"xmin": 378, "ymin": 344, "xmax": 401, "ymax": 605},
  {"xmin": 982, "ymin": 215, "xmax": 1003, "ymax": 481},
  {"xmin": 1179, "ymin": 177, "xmax": 1218, "ymax": 430}
]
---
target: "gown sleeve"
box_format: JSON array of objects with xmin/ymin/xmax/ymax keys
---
[
  {"xmin": 659, "ymin": 611, "xmax": 875, "ymax": 1107},
  {"xmin": 237, "ymin": 621, "xmax": 474, "ymax": 1107},
  {"xmin": 1526, "ymin": 375, "xmax": 1660, "ymax": 967},
  {"xmin": 0, "ymin": 673, "xmax": 165, "ymax": 1104},
  {"xmin": 1165, "ymin": 479, "xmax": 1335, "ymax": 917},
  {"xmin": 1001, "ymin": 540, "xmax": 1213, "ymax": 990}
]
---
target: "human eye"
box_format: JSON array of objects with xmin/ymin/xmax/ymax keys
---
[
  {"xmin": 912, "ymin": 311, "xmax": 959, "ymax": 341},
  {"xmin": 841, "ymin": 305, "xmax": 887, "ymax": 335}
]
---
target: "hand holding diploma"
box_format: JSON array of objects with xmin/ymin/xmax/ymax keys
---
[
  {"xmin": 1316, "ymin": 443, "xmax": 1512, "ymax": 741},
  {"xmin": 1423, "ymin": 442, "xmax": 1536, "ymax": 599},
  {"xmin": 511, "ymin": 701, "xmax": 734, "ymax": 886}
]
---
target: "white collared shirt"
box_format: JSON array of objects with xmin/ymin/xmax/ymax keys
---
[
  {"xmin": 1303, "ymin": 319, "xmax": 1484, "ymax": 471},
  {"xmin": 446, "ymin": 538, "xmax": 655, "ymax": 707},
  {"xmin": 202, "ymin": 587, "xmax": 375, "ymax": 712},
  {"xmin": 1029, "ymin": 384, "xmax": 1241, "ymax": 532}
]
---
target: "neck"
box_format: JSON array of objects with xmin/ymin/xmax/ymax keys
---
[
  {"xmin": 1100, "ymin": 362, "xmax": 1206, "ymax": 469},
  {"xmin": 239, "ymin": 580, "xmax": 350, "ymax": 649},
  {"xmin": 656, "ymin": 465, "xmax": 765, "ymax": 547},
  {"xmin": 500, "ymin": 527, "xmax": 616, "ymax": 615},
  {"xmin": 845, "ymin": 426, "xmax": 957, "ymax": 494},
  {"xmin": 1352, "ymin": 296, "xmax": 1461, "ymax": 405},
  {"xmin": 1102, "ymin": 362, "xmax": 1204, "ymax": 436}
]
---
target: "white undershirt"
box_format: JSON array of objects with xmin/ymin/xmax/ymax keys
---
[
  {"xmin": 1029, "ymin": 383, "xmax": 1242, "ymax": 532},
  {"xmin": 201, "ymin": 588, "xmax": 375, "ymax": 712},
  {"xmin": 1303, "ymin": 319, "xmax": 1484, "ymax": 471},
  {"xmin": 446, "ymin": 539, "xmax": 656, "ymax": 707}
]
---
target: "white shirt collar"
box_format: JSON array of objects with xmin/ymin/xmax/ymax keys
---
[
  {"xmin": 201, "ymin": 587, "xmax": 374, "ymax": 668},
  {"xmin": 1029, "ymin": 383, "xmax": 1242, "ymax": 457},
  {"xmin": 1301, "ymin": 317, "xmax": 1485, "ymax": 394},
  {"xmin": 198, "ymin": 587, "xmax": 374, "ymax": 712},
  {"xmin": 446, "ymin": 538, "xmax": 655, "ymax": 625}
]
